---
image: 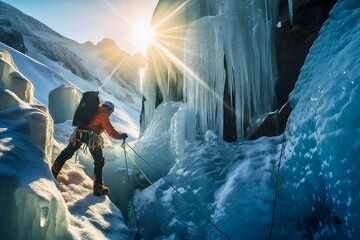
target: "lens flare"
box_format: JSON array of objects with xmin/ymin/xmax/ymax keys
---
[{"xmin": 131, "ymin": 20, "xmax": 156, "ymax": 54}]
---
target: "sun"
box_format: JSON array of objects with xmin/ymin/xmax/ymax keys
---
[{"xmin": 131, "ymin": 20, "xmax": 155, "ymax": 54}]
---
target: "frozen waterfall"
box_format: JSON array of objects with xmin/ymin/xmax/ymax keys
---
[
  {"xmin": 142, "ymin": 0, "xmax": 279, "ymax": 141},
  {"xmin": 183, "ymin": 0, "xmax": 278, "ymax": 141}
]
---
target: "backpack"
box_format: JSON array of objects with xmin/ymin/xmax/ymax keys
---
[{"xmin": 72, "ymin": 91, "xmax": 100, "ymax": 129}]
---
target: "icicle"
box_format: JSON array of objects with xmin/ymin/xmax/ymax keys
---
[
  {"xmin": 288, "ymin": 0, "xmax": 293, "ymax": 25},
  {"xmin": 182, "ymin": 0, "xmax": 278, "ymax": 141}
]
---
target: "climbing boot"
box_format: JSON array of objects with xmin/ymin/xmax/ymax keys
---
[
  {"xmin": 93, "ymin": 183, "xmax": 110, "ymax": 196},
  {"xmin": 51, "ymin": 164, "xmax": 61, "ymax": 180}
]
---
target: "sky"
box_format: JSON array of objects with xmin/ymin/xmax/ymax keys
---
[{"xmin": 2, "ymin": 0, "xmax": 158, "ymax": 55}]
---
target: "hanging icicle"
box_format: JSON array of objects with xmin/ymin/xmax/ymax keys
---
[
  {"xmin": 288, "ymin": 0, "xmax": 293, "ymax": 25},
  {"xmin": 183, "ymin": 0, "xmax": 278, "ymax": 141}
]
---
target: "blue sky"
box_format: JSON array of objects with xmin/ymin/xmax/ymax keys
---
[{"xmin": 2, "ymin": 0, "xmax": 158, "ymax": 55}]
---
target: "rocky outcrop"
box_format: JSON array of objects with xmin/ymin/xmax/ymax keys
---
[
  {"xmin": 275, "ymin": 0, "xmax": 337, "ymax": 107},
  {"xmin": 247, "ymin": 102, "xmax": 292, "ymax": 140},
  {"xmin": 0, "ymin": 19, "xmax": 26, "ymax": 53}
]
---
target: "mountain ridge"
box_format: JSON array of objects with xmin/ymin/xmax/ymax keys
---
[{"xmin": 0, "ymin": 0, "xmax": 144, "ymax": 99}]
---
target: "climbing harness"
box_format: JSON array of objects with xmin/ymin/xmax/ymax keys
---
[
  {"xmin": 69, "ymin": 128, "xmax": 104, "ymax": 154},
  {"xmin": 122, "ymin": 141, "xmax": 231, "ymax": 240}
]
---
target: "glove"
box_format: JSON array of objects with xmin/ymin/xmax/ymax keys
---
[{"xmin": 121, "ymin": 133, "xmax": 128, "ymax": 140}]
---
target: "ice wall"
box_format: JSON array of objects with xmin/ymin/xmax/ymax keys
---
[
  {"xmin": 142, "ymin": 0, "xmax": 278, "ymax": 141},
  {"xmin": 274, "ymin": 0, "xmax": 360, "ymax": 238},
  {"xmin": 48, "ymin": 84, "xmax": 80, "ymax": 124},
  {"xmin": 0, "ymin": 49, "xmax": 34, "ymax": 103}
]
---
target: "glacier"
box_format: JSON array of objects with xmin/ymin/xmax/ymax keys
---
[{"xmin": 0, "ymin": 0, "xmax": 360, "ymax": 240}]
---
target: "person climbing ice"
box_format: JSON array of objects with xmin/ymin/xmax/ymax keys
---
[{"xmin": 51, "ymin": 98, "xmax": 128, "ymax": 196}]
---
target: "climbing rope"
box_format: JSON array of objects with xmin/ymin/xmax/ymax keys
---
[
  {"xmin": 121, "ymin": 141, "xmax": 141, "ymax": 240},
  {"xmin": 124, "ymin": 149, "xmax": 209, "ymax": 237},
  {"xmin": 122, "ymin": 141, "xmax": 231, "ymax": 240},
  {"xmin": 268, "ymin": 111, "xmax": 287, "ymax": 239}
]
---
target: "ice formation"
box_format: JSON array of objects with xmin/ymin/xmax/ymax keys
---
[
  {"xmin": 0, "ymin": 57, "xmax": 69, "ymax": 238},
  {"xmin": 124, "ymin": 0, "xmax": 360, "ymax": 239},
  {"xmin": 48, "ymin": 84, "xmax": 80, "ymax": 124},
  {"xmin": 183, "ymin": 0, "xmax": 278, "ymax": 141},
  {"xmin": 1, "ymin": 0, "xmax": 359, "ymax": 239},
  {"xmin": 288, "ymin": 0, "xmax": 293, "ymax": 25},
  {"xmin": 0, "ymin": 49, "xmax": 34, "ymax": 103},
  {"xmin": 142, "ymin": 0, "xmax": 279, "ymax": 141},
  {"xmin": 0, "ymin": 51, "xmax": 53, "ymax": 159},
  {"xmin": 0, "ymin": 48, "xmax": 68, "ymax": 238}
]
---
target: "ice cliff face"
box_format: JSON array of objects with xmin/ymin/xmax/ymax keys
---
[
  {"xmin": 275, "ymin": 0, "xmax": 360, "ymax": 238},
  {"xmin": 0, "ymin": 19, "xmax": 25, "ymax": 53}
]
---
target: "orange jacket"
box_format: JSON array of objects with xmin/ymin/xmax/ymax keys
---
[{"xmin": 87, "ymin": 106, "xmax": 123, "ymax": 140}]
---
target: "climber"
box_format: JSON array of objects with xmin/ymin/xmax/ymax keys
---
[{"xmin": 51, "ymin": 101, "xmax": 128, "ymax": 196}]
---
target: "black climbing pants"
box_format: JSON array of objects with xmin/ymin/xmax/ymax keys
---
[{"xmin": 53, "ymin": 141, "xmax": 105, "ymax": 185}]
